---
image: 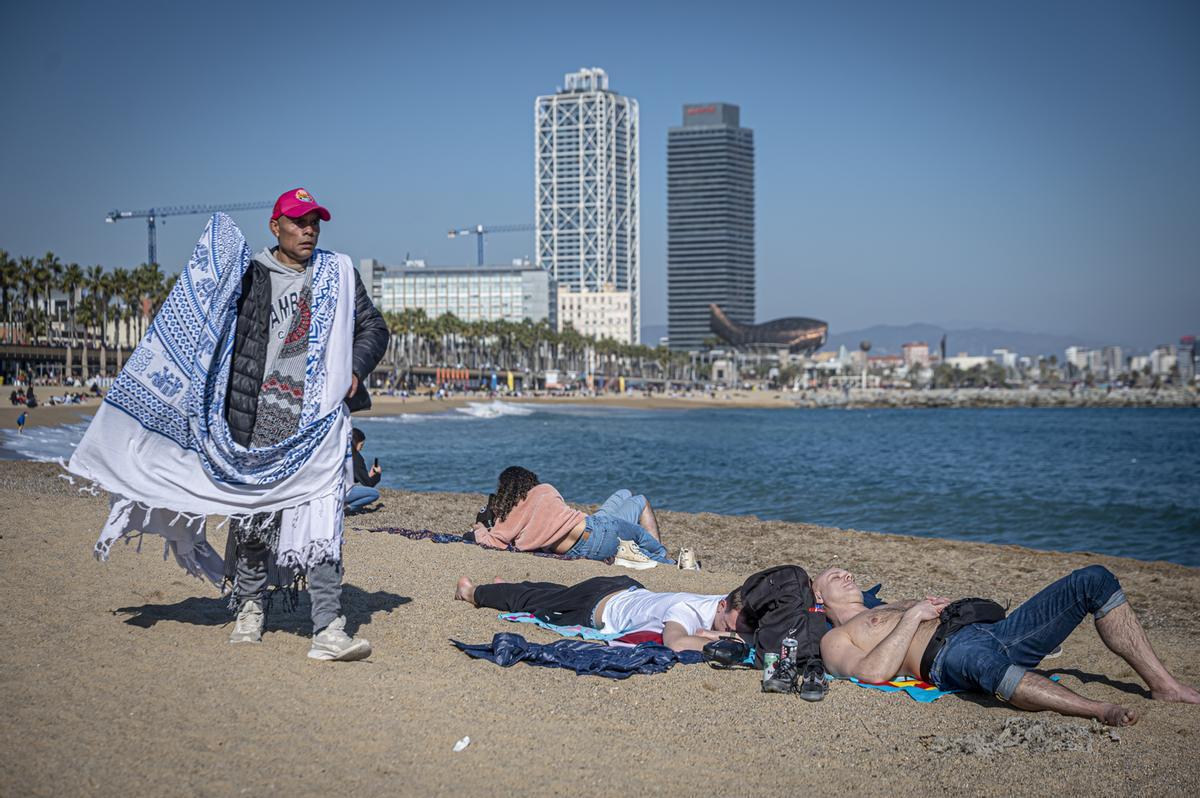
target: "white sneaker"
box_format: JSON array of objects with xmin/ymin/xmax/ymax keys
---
[
  {"xmin": 229, "ymin": 599, "xmax": 264, "ymax": 644},
  {"xmin": 613, "ymin": 539, "xmax": 658, "ymax": 570},
  {"xmin": 677, "ymin": 548, "xmax": 701, "ymax": 571},
  {"xmin": 308, "ymin": 616, "xmax": 372, "ymax": 661}
]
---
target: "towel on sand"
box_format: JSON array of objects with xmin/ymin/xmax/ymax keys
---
[
  {"xmin": 845, "ymin": 677, "xmax": 956, "ymax": 702},
  {"xmin": 497, "ymin": 612, "xmax": 667, "ymax": 646},
  {"xmin": 451, "ymin": 633, "xmax": 702, "ymax": 679}
]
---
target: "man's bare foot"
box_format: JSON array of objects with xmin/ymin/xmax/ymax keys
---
[
  {"xmin": 492, "ymin": 576, "xmax": 508, "ymax": 584},
  {"xmin": 1151, "ymin": 682, "xmax": 1200, "ymax": 704},
  {"xmin": 1097, "ymin": 703, "xmax": 1139, "ymax": 727},
  {"xmin": 454, "ymin": 577, "xmax": 476, "ymax": 606}
]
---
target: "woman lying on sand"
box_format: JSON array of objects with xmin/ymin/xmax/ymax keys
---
[{"xmin": 471, "ymin": 466, "xmax": 674, "ymax": 568}]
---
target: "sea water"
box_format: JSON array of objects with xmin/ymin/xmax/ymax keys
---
[{"xmin": 5, "ymin": 403, "xmax": 1198, "ymax": 567}]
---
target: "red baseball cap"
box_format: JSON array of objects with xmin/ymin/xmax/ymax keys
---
[{"xmin": 271, "ymin": 187, "xmax": 332, "ymax": 222}]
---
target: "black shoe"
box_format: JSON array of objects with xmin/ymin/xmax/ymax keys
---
[
  {"xmin": 762, "ymin": 656, "xmax": 799, "ymax": 693},
  {"xmin": 798, "ymin": 658, "xmax": 829, "ymax": 702}
]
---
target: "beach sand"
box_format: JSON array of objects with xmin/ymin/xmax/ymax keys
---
[{"xmin": 1, "ymin": 460, "xmax": 1197, "ymax": 796}]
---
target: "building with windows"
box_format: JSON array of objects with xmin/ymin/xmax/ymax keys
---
[
  {"xmin": 557, "ymin": 286, "xmax": 632, "ymax": 342},
  {"xmin": 1150, "ymin": 345, "xmax": 1176, "ymax": 376},
  {"xmin": 362, "ymin": 259, "xmax": 551, "ymax": 323},
  {"xmin": 535, "ymin": 67, "xmax": 640, "ymax": 342},
  {"xmin": 1064, "ymin": 346, "xmax": 1090, "ymax": 371},
  {"xmin": 1178, "ymin": 336, "xmax": 1196, "ymax": 383},
  {"xmin": 902, "ymin": 342, "xmax": 930, "ymax": 368},
  {"xmin": 1101, "ymin": 346, "xmax": 1124, "ymax": 378},
  {"xmin": 667, "ymin": 103, "xmax": 755, "ymax": 351}
]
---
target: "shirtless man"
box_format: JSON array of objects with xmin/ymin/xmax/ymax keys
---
[
  {"xmin": 454, "ymin": 574, "xmax": 747, "ymax": 652},
  {"xmin": 814, "ymin": 564, "xmax": 1200, "ymax": 727}
]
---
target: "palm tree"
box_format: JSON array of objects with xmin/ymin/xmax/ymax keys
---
[
  {"xmin": 15, "ymin": 256, "xmax": 35, "ymax": 344},
  {"xmin": 119, "ymin": 267, "xmax": 142, "ymax": 344},
  {"xmin": 87, "ymin": 265, "xmax": 109, "ymax": 373},
  {"xmin": 61, "ymin": 263, "xmax": 84, "ymax": 378},
  {"xmin": 0, "ymin": 250, "xmax": 17, "ymax": 343},
  {"xmin": 134, "ymin": 262, "xmax": 164, "ymax": 340},
  {"xmin": 154, "ymin": 273, "xmax": 177, "ymax": 314},
  {"xmin": 28, "ymin": 256, "xmax": 49, "ymax": 345},
  {"xmin": 37, "ymin": 252, "xmax": 63, "ymax": 346},
  {"xmin": 76, "ymin": 296, "xmax": 96, "ymax": 375}
]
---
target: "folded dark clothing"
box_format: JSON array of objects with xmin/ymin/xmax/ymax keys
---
[
  {"xmin": 451, "ymin": 633, "xmax": 703, "ymax": 679},
  {"xmin": 367, "ymin": 527, "xmax": 613, "ymax": 563}
]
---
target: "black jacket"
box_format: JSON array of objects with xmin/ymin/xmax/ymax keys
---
[
  {"xmin": 739, "ymin": 565, "xmax": 826, "ymax": 667},
  {"xmin": 352, "ymin": 449, "xmax": 380, "ymax": 487},
  {"xmin": 224, "ymin": 258, "xmax": 389, "ymax": 447}
]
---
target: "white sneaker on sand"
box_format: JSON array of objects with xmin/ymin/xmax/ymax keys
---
[
  {"xmin": 308, "ymin": 616, "xmax": 372, "ymax": 661},
  {"xmin": 228, "ymin": 599, "xmax": 264, "ymax": 644},
  {"xmin": 614, "ymin": 539, "xmax": 658, "ymax": 570},
  {"xmin": 677, "ymin": 548, "xmax": 701, "ymax": 571}
]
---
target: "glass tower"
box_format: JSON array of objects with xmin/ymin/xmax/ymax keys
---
[
  {"xmin": 667, "ymin": 103, "xmax": 755, "ymax": 351},
  {"xmin": 536, "ymin": 68, "xmax": 640, "ymax": 343}
]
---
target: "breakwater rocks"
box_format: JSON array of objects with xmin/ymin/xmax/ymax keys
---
[{"xmin": 789, "ymin": 387, "xmax": 1199, "ymax": 409}]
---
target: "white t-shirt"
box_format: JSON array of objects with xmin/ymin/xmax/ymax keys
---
[{"xmin": 600, "ymin": 588, "xmax": 723, "ymax": 636}]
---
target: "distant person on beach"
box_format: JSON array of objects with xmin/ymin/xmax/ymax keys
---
[
  {"xmin": 814, "ymin": 565, "xmax": 1200, "ymax": 727},
  {"xmin": 454, "ymin": 574, "xmax": 747, "ymax": 652},
  {"xmin": 16, "ymin": 409, "xmax": 27, "ymax": 434},
  {"xmin": 68, "ymin": 188, "xmax": 389, "ymax": 663},
  {"xmin": 472, "ymin": 466, "xmax": 674, "ymax": 569},
  {"xmin": 347, "ymin": 427, "xmax": 381, "ymax": 513}
]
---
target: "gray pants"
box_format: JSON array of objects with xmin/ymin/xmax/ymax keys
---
[{"xmin": 232, "ymin": 533, "xmax": 343, "ymax": 634}]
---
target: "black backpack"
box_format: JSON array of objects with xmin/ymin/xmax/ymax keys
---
[{"xmin": 739, "ymin": 564, "xmax": 826, "ymax": 667}]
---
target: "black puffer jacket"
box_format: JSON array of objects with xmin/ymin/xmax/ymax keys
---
[{"xmin": 224, "ymin": 259, "xmax": 389, "ymax": 447}]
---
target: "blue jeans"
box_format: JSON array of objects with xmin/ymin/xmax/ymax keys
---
[
  {"xmin": 929, "ymin": 565, "xmax": 1126, "ymax": 701},
  {"xmin": 345, "ymin": 485, "xmax": 380, "ymax": 512},
  {"xmin": 566, "ymin": 489, "xmax": 673, "ymax": 564}
]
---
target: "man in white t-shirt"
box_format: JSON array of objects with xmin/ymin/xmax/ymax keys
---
[{"xmin": 454, "ymin": 574, "xmax": 748, "ymax": 652}]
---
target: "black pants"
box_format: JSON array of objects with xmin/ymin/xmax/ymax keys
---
[{"xmin": 474, "ymin": 575, "xmax": 643, "ymax": 627}]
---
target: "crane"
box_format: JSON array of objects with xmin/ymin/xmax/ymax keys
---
[
  {"xmin": 105, "ymin": 201, "xmax": 272, "ymax": 265},
  {"xmin": 447, "ymin": 223, "xmax": 535, "ymax": 267}
]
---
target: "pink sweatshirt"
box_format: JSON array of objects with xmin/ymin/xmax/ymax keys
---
[{"xmin": 473, "ymin": 483, "xmax": 586, "ymax": 552}]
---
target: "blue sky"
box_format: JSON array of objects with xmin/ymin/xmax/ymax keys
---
[{"xmin": 3, "ymin": 0, "xmax": 1197, "ymax": 348}]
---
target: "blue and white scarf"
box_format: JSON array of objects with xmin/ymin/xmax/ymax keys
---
[{"xmin": 69, "ymin": 213, "xmax": 355, "ymax": 582}]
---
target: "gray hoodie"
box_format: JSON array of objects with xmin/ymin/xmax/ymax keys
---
[{"xmin": 255, "ymin": 247, "xmax": 312, "ymax": 376}]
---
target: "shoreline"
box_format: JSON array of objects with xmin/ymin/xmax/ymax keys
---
[
  {"xmin": 1, "ymin": 458, "xmax": 1197, "ymax": 796},
  {"xmin": 3, "ymin": 385, "xmax": 1195, "ymax": 432}
]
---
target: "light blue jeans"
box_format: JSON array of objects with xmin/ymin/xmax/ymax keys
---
[
  {"xmin": 566, "ymin": 489, "xmax": 674, "ymax": 564},
  {"xmin": 345, "ymin": 485, "xmax": 380, "ymax": 512},
  {"xmin": 929, "ymin": 565, "xmax": 1126, "ymax": 701}
]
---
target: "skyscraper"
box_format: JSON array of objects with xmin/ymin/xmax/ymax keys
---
[
  {"xmin": 667, "ymin": 103, "xmax": 754, "ymax": 351},
  {"xmin": 536, "ymin": 68, "xmax": 640, "ymax": 343}
]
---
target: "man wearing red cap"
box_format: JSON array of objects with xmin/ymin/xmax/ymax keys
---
[
  {"xmin": 70, "ymin": 186, "xmax": 389, "ymax": 663},
  {"xmin": 222, "ymin": 187, "xmax": 389, "ymax": 660}
]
